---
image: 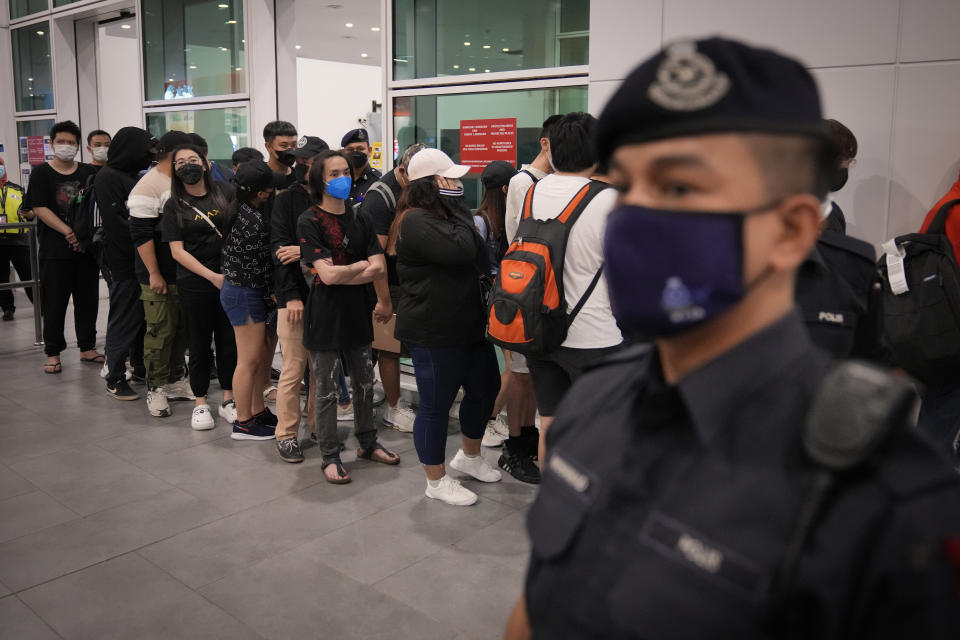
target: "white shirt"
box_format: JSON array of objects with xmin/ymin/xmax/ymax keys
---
[
  {"xmin": 127, "ymin": 166, "xmax": 172, "ymax": 219},
  {"xmin": 525, "ymin": 174, "xmax": 622, "ymax": 349},
  {"xmin": 505, "ymin": 164, "xmax": 548, "ymax": 245}
]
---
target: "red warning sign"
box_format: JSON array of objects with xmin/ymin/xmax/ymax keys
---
[{"xmin": 460, "ymin": 118, "xmax": 517, "ymax": 173}]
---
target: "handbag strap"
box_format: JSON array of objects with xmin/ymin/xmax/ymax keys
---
[{"xmin": 181, "ymin": 199, "xmax": 222, "ymax": 239}]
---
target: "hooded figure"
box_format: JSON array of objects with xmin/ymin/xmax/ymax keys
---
[{"xmin": 94, "ymin": 127, "xmax": 157, "ymax": 281}]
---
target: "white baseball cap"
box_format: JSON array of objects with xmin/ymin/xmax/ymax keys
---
[{"xmin": 406, "ymin": 148, "xmax": 470, "ymax": 181}]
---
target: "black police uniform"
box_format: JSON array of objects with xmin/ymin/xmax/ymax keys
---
[
  {"xmin": 795, "ymin": 211, "xmax": 887, "ymax": 362},
  {"xmin": 525, "ymin": 312, "xmax": 960, "ymax": 639},
  {"xmin": 350, "ymin": 165, "xmax": 382, "ymax": 205}
]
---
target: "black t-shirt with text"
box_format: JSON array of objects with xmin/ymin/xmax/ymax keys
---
[
  {"xmin": 298, "ymin": 205, "xmax": 382, "ymax": 352},
  {"xmin": 26, "ymin": 162, "xmax": 98, "ymax": 260},
  {"xmin": 160, "ymin": 187, "xmax": 230, "ymax": 293}
]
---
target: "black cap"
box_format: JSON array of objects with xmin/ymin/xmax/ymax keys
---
[
  {"xmin": 595, "ymin": 37, "xmax": 827, "ymax": 165},
  {"xmin": 481, "ymin": 161, "xmax": 518, "ymax": 189},
  {"xmin": 157, "ymin": 130, "xmax": 191, "ymax": 154},
  {"xmin": 341, "ymin": 128, "xmax": 369, "ymax": 146},
  {"xmin": 234, "ymin": 160, "xmax": 285, "ymax": 193},
  {"xmin": 290, "ymin": 135, "xmax": 330, "ymax": 158}
]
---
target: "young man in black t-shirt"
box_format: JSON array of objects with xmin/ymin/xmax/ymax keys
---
[
  {"xmin": 26, "ymin": 120, "xmax": 100, "ymax": 374},
  {"xmin": 297, "ymin": 150, "xmax": 399, "ymax": 484}
]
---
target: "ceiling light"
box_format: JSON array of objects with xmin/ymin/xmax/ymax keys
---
[
  {"xmin": 393, "ymin": 58, "xmax": 408, "ymax": 63},
  {"xmin": 482, "ymin": 45, "xmax": 491, "ymax": 49},
  {"xmin": 167, "ymin": 78, "xmax": 174, "ymax": 82},
  {"xmin": 121, "ymin": 24, "xmax": 131, "ymax": 29},
  {"xmin": 484, "ymin": 69, "xmax": 490, "ymax": 72},
  {"xmin": 452, "ymin": 64, "xmax": 459, "ymax": 69},
  {"xmin": 225, "ymin": 20, "xmax": 237, "ymax": 24},
  {"xmin": 235, "ymin": 67, "xmax": 242, "ymax": 71},
  {"xmin": 218, "ymin": 3, "xmax": 228, "ymax": 7},
  {"xmin": 371, "ymin": 26, "xmax": 380, "ymax": 32},
  {"xmin": 502, "ymin": 47, "xmax": 510, "ymax": 52},
  {"xmin": 295, "ymin": 45, "xmax": 302, "ymax": 50},
  {"xmin": 219, "ymin": 47, "xmax": 228, "ymax": 51},
  {"xmin": 189, "ymin": 65, "xmax": 197, "ymax": 69},
  {"xmin": 27, "ymin": 77, "xmax": 33, "ymax": 81},
  {"xmin": 468, "ymin": 67, "xmax": 475, "ymax": 71},
  {"xmin": 463, "ymin": 41, "xmax": 470, "ymax": 46},
  {"xmin": 360, "ymin": 53, "xmax": 368, "ymax": 58},
  {"xmin": 345, "ymin": 22, "xmax": 354, "ymax": 27},
  {"xmin": 36, "ymin": 30, "xmax": 44, "ymax": 35}
]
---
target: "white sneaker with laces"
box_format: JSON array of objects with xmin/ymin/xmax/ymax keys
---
[
  {"xmin": 164, "ymin": 378, "xmax": 195, "ymax": 401},
  {"xmin": 482, "ymin": 424, "xmax": 507, "ymax": 448},
  {"xmin": 383, "ymin": 403, "xmax": 416, "ymax": 433},
  {"xmin": 449, "ymin": 449, "xmax": 502, "ymax": 483},
  {"xmin": 147, "ymin": 388, "xmax": 170, "ymax": 418},
  {"xmin": 337, "ymin": 401, "xmax": 353, "ymax": 422},
  {"xmin": 424, "ymin": 475, "xmax": 478, "ymax": 506},
  {"xmin": 219, "ymin": 399, "xmax": 237, "ymax": 423},
  {"xmin": 191, "ymin": 404, "xmax": 215, "ymax": 430}
]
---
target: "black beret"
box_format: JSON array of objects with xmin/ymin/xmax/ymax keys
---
[
  {"xmin": 595, "ymin": 37, "xmax": 828, "ymax": 165},
  {"xmin": 341, "ymin": 128, "xmax": 369, "ymax": 146}
]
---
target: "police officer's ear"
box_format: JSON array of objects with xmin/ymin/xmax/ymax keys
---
[{"xmin": 765, "ymin": 193, "xmax": 822, "ymax": 272}]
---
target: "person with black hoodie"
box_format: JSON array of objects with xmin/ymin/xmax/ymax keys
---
[{"xmin": 96, "ymin": 127, "xmax": 158, "ymax": 400}]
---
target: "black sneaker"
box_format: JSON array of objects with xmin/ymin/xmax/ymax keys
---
[
  {"xmin": 520, "ymin": 426, "xmax": 540, "ymax": 460},
  {"xmin": 1, "ymin": 308, "xmax": 13, "ymax": 321},
  {"xmin": 498, "ymin": 447, "xmax": 541, "ymax": 484},
  {"xmin": 231, "ymin": 418, "xmax": 276, "ymax": 441},
  {"xmin": 254, "ymin": 407, "xmax": 278, "ymax": 427},
  {"xmin": 270, "ymin": 367, "xmax": 282, "ymax": 381},
  {"xmin": 276, "ymin": 438, "xmax": 304, "ymax": 463},
  {"xmin": 106, "ymin": 379, "xmax": 140, "ymax": 401}
]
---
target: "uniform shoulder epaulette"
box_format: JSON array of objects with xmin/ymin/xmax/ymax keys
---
[
  {"xmin": 817, "ymin": 230, "xmax": 876, "ymax": 264},
  {"xmin": 4, "ymin": 181, "xmax": 25, "ymax": 193}
]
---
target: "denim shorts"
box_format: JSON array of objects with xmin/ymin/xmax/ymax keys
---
[{"xmin": 219, "ymin": 280, "xmax": 267, "ymax": 327}]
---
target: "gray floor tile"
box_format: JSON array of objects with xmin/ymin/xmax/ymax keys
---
[
  {"xmin": 0, "ymin": 595, "xmax": 60, "ymax": 640},
  {"xmin": 96, "ymin": 421, "xmax": 225, "ymax": 464},
  {"xmin": 0, "ymin": 464, "xmax": 37, "ymax": 502},
  {"xmin": 374, "ymin": 548, "xmax": 526, "ymax": 640},
  {"xmin": 0, "ymin": 490, "xmax": 79, "ymax": 543},
  {"xmin": 10, "ymin": 444, "xmax": 171, "ymax": 516},
  {"xmin": 199, "ymin": 544, "xmax": 464, "ymax": 640},
  {"xmin": 0, "ymin": 488, "xmax": 225, "ymax": 591},
  {"xmin": 453, "ymin": 510, "xmax": 531, "ymax": 572},
  {"xmin": 0, "ymin": 580, "xmax": 9, "ymax": 598},
  {"xmin": 19, "ymin": 553, "xmax": 259, "ymax": 640}
]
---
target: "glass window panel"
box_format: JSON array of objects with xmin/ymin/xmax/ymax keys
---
[
  {"xmin": 9, "ymin": 0, "xmax": 47, "ymax": 20},
  {"xmin": 16, "ymin": 119, "xmax": 54, "ymax": 138},
  {"xmin": 11, "ymin": 23, "xmax": 54, "ymax": 112},
  {"xmin": 54, "ymin": 0, "xmax": 84, "ymax": 6},
  {"xmin": 394, "ymin": 86, "xmax": 587, "ymax": 209},
  {"xmin": 394, "ymin": 0, "xmax": 589, "ymax": 80},
  {"xmin": 142, "ymin": 0, "xmax": 246, "ymax": 101},
  {"xmin": 145, "ymin": 106, "xmax": 248, "ymax": 167}
]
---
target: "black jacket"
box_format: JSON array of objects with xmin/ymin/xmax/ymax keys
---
[
  {"xmin": 395, "ymin": 195, "xmax": 489, "ymax": 347},
  {"xmin": 94, "ymin": 127, "xmax": 155, "ymax": 281},
  {"xmin": 270, "ymin": 183, "xmax": 314, "ymax": 307}
]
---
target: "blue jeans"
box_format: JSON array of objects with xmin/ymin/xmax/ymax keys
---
[{"xmin": 409, "ymin": 340, "xmax": 500, "ymax": 465}]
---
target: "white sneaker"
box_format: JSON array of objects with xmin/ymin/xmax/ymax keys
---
[
  {"xmin": 449, "ymin": 401, "xmax": 460, "ymax": 420},
  {"xmin": 382, "ymin": 403, "xmax": 416, "ymax": 433},
  {"xmin": 424, "ymin": 475, "xmax": 478, "ymax": 506},
  {"xmin": 164, "ymin": 378, "xmax": 195, "ymax": 401},
  {"xmin": 219, "ymin": 399, "xmax": 237, "ymax": 423},
  {"xmin": 191, "ymin": 404, "xmax": 215, "ymax": 430},
  {"xmin": 482, "ymin": 424, "xmax": 507, "ymax": 448},
  {"xmin": 491, "ymin": 415, "xmax": 510, "ymax": 438},
  {"xmin": 147, "ymin": 388, "xmax": 170, "ymax": 418},
  {"xmin": 449, "ymin": 449, "xmax": 502, "ymax": 483},
  {"xmin": 337, "ymin": 401, "xmax": 353, "ymax": 422}
]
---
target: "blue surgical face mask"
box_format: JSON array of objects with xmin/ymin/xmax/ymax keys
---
[
  {"xmin": 603, "ymin": 202, "xmax": 777, "ymax": 339},
  {"xmin": 0, "ymin": 165, "xmax": 5, "ymax": 181},
  {"xmin": 325, "ymin": 175, "xmax": 352, "ymax": 200}
]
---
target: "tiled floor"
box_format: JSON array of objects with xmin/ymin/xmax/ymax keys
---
[{"xmin": 0, "ymin": 287, "xmax": 536, "ymax": 639}]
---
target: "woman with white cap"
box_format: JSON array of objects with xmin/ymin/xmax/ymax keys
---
[{"xmin": 387, "ymin": 148, "xmax": 503, "ymax": 506}]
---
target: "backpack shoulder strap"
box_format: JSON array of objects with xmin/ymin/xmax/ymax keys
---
[
  {"xmin": 521, "ymin": 182, "xmax": 537, "ymax": 221},
  {"xmin": 557, "ymin": 180, "xmax": 611, "ymax": 227},
  {"xmin": 926, "ymin": 198, "xmax": 960, "ymax": 236},
  {"xmin": 521, "ymin": 169, "xmax": 540, "ymax": 184},
  {"xmin": 368, "ymin": 180, "xmax": 396, "ymax": 210}
]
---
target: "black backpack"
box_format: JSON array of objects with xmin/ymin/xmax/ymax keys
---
[
  {"xmin": 877, "ymin": 198, "xmax": 960, "ymax": 384},
  {"xmin": 486, "ymin": 180, "xmax": 609, "ymax": 356},
  {"xmin": 70, "ymin": 173, "xmax": 102, "ymax": 251}
]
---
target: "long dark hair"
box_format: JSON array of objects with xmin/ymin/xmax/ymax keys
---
[
  {"xmin": 387, "ymin": 176, "xmax": 444, "ymax": 256},
  {"xmin": 169, "ymin": 144, "xmax": 231, "ymax": 230},
  {"xmin": 475, "ymin": 184, "xmax": 507, "ymax": 243}
]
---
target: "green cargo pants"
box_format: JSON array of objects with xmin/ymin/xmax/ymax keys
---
[{"xmin": 141, "ymin": 284, "xmax": 187, "ymax": 390}]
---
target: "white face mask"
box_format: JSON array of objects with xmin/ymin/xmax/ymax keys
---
[
  {"xmin": 53, "ymin": 144, "xmax": 78, "ymax": 161},
  {"xmin": 91, "ymin": 146, "xmax": 109, "ymax": 163}
]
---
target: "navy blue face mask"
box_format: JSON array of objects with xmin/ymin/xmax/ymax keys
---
[{"xmin": 603, "ymin": 202, "xmax": 778, "ymax": 339}]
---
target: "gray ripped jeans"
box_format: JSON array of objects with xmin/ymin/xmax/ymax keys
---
[{"xmin": 308, "ymin": 345, "xmax": 378, "ymax": 459}]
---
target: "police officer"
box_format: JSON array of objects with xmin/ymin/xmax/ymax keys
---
[
  {"xmin": 341, "ymin": 128, "xmax": 381, "ymax": 204},
  {"xmin": 507, "ymin": 37, "xmax": 960, "ymax": 639},
  {"xmin": 795, "ymin": 118, "xmax": 887, "ymax": 361},
  {"xmin": 0, "ymin": 157, "xmax": 33, "ymax": 321}
]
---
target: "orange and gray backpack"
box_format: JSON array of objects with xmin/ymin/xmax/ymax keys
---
[{"xmin": 486, "ymin": 179, "xmax": 609, "ymax": 356}]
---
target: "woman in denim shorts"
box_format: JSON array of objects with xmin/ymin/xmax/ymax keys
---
[{"xmin": 220, "ymin": 160, "xmax": 282, "ymax": 441}]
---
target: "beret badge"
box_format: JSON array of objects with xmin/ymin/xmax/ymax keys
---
[{"xmin": 648, "ymin": 42, "xmax": 731, "ymax": 112}]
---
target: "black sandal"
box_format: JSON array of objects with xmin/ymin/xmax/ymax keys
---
[
  {"xmin": 357, "ymin": 442, "xmax": 400, "ymax": 466},
  {"xmin": 321, "ymin": 457, "xmax": 352, "ymax": 484}
]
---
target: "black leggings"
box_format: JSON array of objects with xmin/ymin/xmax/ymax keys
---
[{"xmin": 179, "ymin": 284, "xmax": 237, "ymax": 398}]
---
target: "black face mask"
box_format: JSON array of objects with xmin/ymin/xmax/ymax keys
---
[
  {"xmin": 176, "ymin": 164, "xmax": 204, "ymax": 185},
  {"xmin": 276, "ymin": 150, "xmax": 296, "ymax": 168},
  {"xmin": 829, "ymin": 167, "xmax": 849, "ymax": 193},
  {"xmin": 346, "ymin": 151, "xmax": 368, "ymax": 170},
  {"xmin": 294, "ymin": 163, "xmax": 310, "ymax": 184}
]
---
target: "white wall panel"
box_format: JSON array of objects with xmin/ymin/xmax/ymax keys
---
[
  {"xmin": 813, "ymin": 66, "xmax": 897, "ymax": 246},
  {"xmin": 899, "ymin": 0, "xmax": 960, "ymax": 63},
  {"xmin": 888, "ymin": 62, "xmax": 960, "ymax": 239},
  {"xmin": 661, "ymin": 0, "xmax": 900, "ymax": 68},
  {"xmin": 588, "ymin": 0, "xmax": 661, "ymax": 82},
  {"xmin": 588, "ymin": 79, "xmax": 621, "ymax": 116}
]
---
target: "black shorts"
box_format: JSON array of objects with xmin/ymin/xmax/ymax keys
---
[{"xmin": 527, "ymin": 344, "xmax": 623, "ymax": 416}]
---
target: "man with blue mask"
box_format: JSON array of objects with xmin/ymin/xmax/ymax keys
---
[{"xmin": 507, "ymin": 37, "xmax": 960, "ymax": 639}]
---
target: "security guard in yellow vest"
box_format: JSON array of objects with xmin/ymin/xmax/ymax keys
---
[{"xmin": 0, "ymin": 157, "xmax": 35, "ymax": 320}]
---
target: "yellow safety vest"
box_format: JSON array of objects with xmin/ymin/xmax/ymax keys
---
[{"xmin": 0, "ymin": 184, "xmax": 26, "ymax": 234}]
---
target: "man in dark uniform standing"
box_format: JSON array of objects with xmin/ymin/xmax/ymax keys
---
[
  {"xmin": 795, "ymin": 118, "xmax": 887, "ymax": 361},
  {"xmin": 508, "ymin": 38, "xmax": 960, "ymax": 639},
  {"xmin": 341, "ymin": 128, "xmax": 381, "ymax": 204}
]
